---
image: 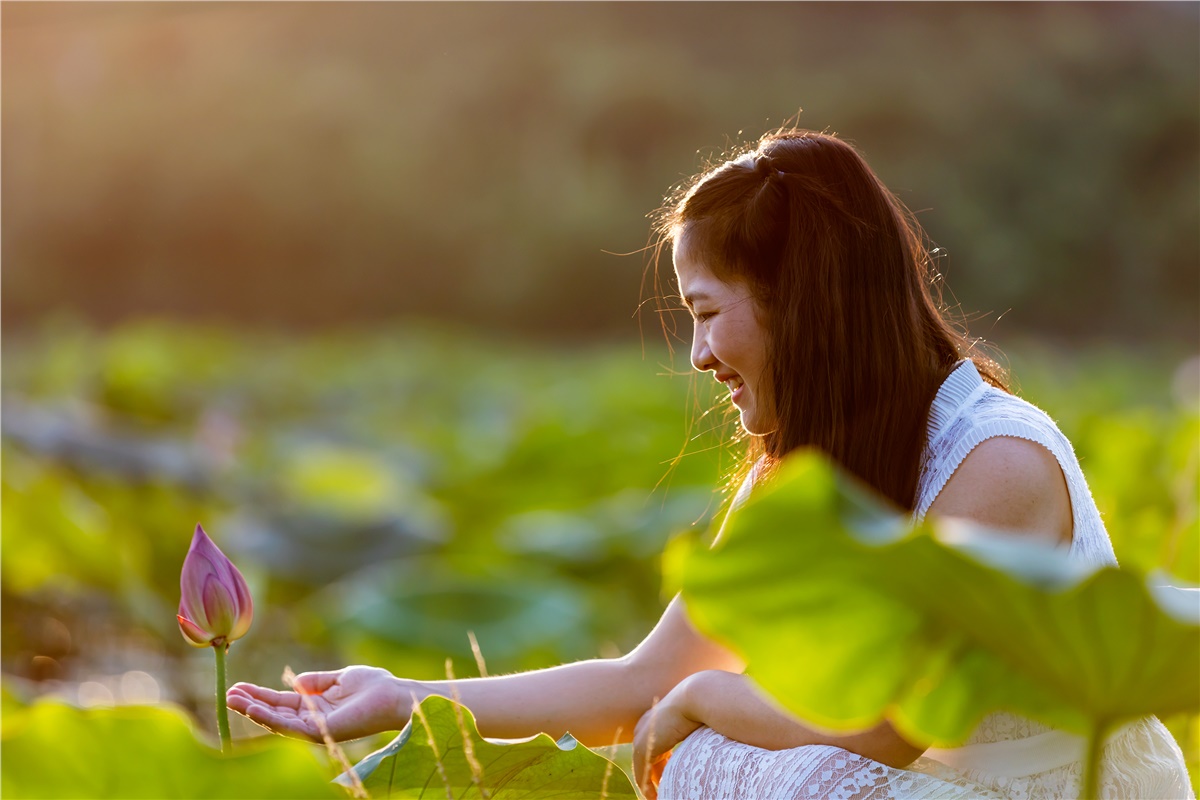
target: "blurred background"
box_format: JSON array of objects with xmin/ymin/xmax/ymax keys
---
[
  {"xmin": 5, "ymin": 2, "xmax": 1199, "ymax": 339},
  {"xmin": 2, "ymin": 0, "xmax": 1197, "ymax": 778}
]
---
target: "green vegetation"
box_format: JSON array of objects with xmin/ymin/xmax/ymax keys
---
[
  {"xmin": 1, "ymin": 320, "xmax": 1195, "ymax": 795},
  {"xmin": 1, "ymin": 697, "xmax": 342, "ymax": 799}
]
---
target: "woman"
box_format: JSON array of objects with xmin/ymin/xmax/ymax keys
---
[{"xmin": 227, "ymin": 129, "xmax": 1192, "ymax": 799}]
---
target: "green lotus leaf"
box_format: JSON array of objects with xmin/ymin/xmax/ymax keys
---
[
  {"xmin": 342, "ymin": 694, "xmax": 636, "ymax": 798},
  {"xmin": 674, "ymin": 450, "xmax": 1200, "ymax": 751},
  {"xmin": 0, "ymin": 700, "xmax": 341, "ymax": 799}
]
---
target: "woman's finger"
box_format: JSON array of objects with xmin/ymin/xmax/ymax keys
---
[
  {"xmin": 240, "ymin": 701, "xmax": 321, "ymax": 742},
  {"xmin": 633, "ymin": 738, "xmax": 654, "ymax": 798},
  {"xmin": 635, "ymin": 748, "xmax": 669, "ymax": 800},
  {"xmin": 225, "ymin": 689, "xmax": 254, "ymax": 715},
  {"xmin": 651, "ymin": 752, "xmax": 669, "ymax": 794},
  {"xmin": 291, "ymin": 670, "xmax": 344, "ymax": 696},
  {"xmin": 642, "ymin": 771, "xmax": 659, "ymax": 800},
  {"xmin": 227, "ymin": 682, "xmax": 303, "ymax": 710}
]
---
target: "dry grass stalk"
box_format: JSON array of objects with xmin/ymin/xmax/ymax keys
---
[
  {"xmin": 445, "ymin": 658, "xmax": 490, "ymax": 799},
  {"xmin": 642, "ymin": 696, "xmax": 661, "ymax": 796},
  {"xmin": 410, "ymin": 690, "xmax": 454, "ymax": 800},
  {"xmin": 600, "ymin": 724, "xmax": 624, "ymax": 800},
  {"xmin": 281, "ymin": 666, "xmax": 368, "ymax": 800},
  {"xmin": 467, "ymin": 630, "xmax": 489, "ymax": 677}
]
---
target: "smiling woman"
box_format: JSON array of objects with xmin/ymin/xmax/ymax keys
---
[
  {"xmin": 674, "ymin": 235, "xmax": 771, "ymax": 435},
  {"xmin": 226, "ymin": 128, "xmax": 1193, "ymax": 800},
  {"xmin": 655, "ymin": 134, "xmax": 1012, "ymax": 516}
]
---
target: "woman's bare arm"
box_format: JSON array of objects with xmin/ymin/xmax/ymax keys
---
[
  {"xmin": 423, "ymin": 594, "xmax": 743, "ymax": 747},
  {"xmin": 228, "ymin": 593, "xmax": 743, "ymax": 746},
  {"xmin": 927, "ymin": 436, "xmax": 1073, "ymax": 546}
]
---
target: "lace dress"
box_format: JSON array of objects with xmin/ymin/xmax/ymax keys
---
[{"xmin": 658, "ymin": 360, "xmax": 1194, "ymax": 799}]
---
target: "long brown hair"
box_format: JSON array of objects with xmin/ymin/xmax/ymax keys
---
[{"xmin": 655, "ymin": 129, "xmax": 1007, "ymax": 511}]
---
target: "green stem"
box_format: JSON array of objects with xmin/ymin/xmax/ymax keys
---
[
  {"xmin": 213, "ymin": 642, "xmax": 231, "ymax": 753},
  {"xmin": 1081, "ymin": 723, "xmax": 1106, "ymax": 800}
]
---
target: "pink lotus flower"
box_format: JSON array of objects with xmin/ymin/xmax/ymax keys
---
[{"xmin": 177, "ymin": 524, "xmax": 253, "ymax": 648}]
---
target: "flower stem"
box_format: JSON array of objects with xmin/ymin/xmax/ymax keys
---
[
  {"xmin": 213, "ymin": 642, "xmax": 231, "ymax": 753},
  {"xmin": 1081, "ymin": 722, "xmax": 1106, "ymax": 799}
]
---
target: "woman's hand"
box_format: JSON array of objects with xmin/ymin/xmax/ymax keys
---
[
  {"xmin": 227, "ymin": 665, "xmax": 416, "ymax": 742},
  {"xmin": 632, "ymin": 672, "xmax": 705, "ymax": 800}
]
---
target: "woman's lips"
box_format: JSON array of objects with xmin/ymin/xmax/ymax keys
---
[{"xmin": 723, "ymin": 376, "xmax": 745, "ymax": 405}]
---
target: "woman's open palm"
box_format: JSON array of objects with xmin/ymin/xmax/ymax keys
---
[{"xmin": 227, "ymin": 665, "xmax": 410, "ymax": 742}]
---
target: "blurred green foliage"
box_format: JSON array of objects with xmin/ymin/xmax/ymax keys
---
[
  {"xmin": 3, "ymin": 3, "xmax": 1197, "ymax": 341},
  {"xmin": 1, "ymin": 320, "xmax": 1195, "ymax": 793},
  {"xmin": 1, "ymin": 695, "xmax": 342, "ymax": 798}
]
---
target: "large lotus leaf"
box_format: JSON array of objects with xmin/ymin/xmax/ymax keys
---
[
  {"xmin": 342, "ymin": 694, "xmax": 637, "ymax": 798},
  {"xmin": 675, "ymin": 450, "xmax": 1200, "ymax": 746},
  {"xmin": 0, "ymin": 700, "xmax": 341, "ymax": 799}
]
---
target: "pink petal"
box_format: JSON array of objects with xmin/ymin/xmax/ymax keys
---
[
  {"xmin": 228, "ymin": 594, "xmax": 253, "ymax": 642},
  {"xmin": 177, "ymin": 614, "xmax": 213, "ymax": 647},
  {"xmin": 201, "ymin": 575, "xmax": 236, "ymax": 637},
  {"xmin": 179, "ymin": 553, "xmax": 215, "ymax": 621}
]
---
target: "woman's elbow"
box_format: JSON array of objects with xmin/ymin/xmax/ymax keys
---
[{"xmin": 617, "ymin": 651, "xmax": 683, "ymax": 706}]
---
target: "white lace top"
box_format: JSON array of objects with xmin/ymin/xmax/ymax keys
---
[{"xmin": 659, "ymin": 360, "xmax": 1193, "ymax": 799}]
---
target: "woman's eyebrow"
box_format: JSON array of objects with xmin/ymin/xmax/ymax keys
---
[{"xmin": 682, "ymin": 291, "xmax": 713, "ymax": 309}]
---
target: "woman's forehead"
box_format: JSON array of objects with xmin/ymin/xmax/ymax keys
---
[
  {"xmin": 671, "ymin": 226, "xmax": 710, "ymax": 273},
  {"xmin": 675, "ymin": 247, "xmax": 745, "ymax": 307},
  {"xmin": 672, "ymin": 234, "xmax": 712, "ymax": 286}
]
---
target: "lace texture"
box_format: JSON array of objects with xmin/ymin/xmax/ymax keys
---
[
  {"xmin": 657, "ymin": 362, "xmax": 1194, "ymax": 799},
  {"xmin": 661, "ymin": 726, "xmax": 1008, "ymax": 800}
]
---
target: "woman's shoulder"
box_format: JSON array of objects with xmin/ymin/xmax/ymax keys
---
[{"xmin": 925, "ymin": 434, "xmax": 1073, "ymax": 545}]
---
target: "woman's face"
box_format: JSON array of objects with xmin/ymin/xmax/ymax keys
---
[{"xmin": 673, "ymin": 229, "xmax": 774, "ymax": 435}]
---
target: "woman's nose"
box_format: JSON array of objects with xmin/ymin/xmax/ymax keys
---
[{"xmin": 691, "ymin": 329, "xmax": 715, "ymax": 373}]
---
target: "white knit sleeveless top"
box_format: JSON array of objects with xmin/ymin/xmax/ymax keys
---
[{"xmin": 914, "ymin": 359, "xmax": 1118, "ymax": 567}]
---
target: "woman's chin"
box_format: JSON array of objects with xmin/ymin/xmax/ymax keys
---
[{"xmin": 737, "ymin": 408, "xmax": 772, "ymax": 437}]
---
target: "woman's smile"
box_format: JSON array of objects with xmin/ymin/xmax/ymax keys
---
[{"xmin": 717, "ymin": 373, "xmax": 745, "ymax": 402}]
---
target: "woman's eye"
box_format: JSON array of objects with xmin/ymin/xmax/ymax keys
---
[{"xmin": 695, "ymin": 311, "xmax": 716, "ymax": 323}]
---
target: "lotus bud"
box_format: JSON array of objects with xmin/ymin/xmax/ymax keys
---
[{"xmin": 177, "ymin": 524, "xmax": 253, "ymax": 648}]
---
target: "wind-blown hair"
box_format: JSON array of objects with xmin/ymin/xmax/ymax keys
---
[{"xmin": 655, "ymin": 129, "xmax": 1007, "ymax": 511}]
